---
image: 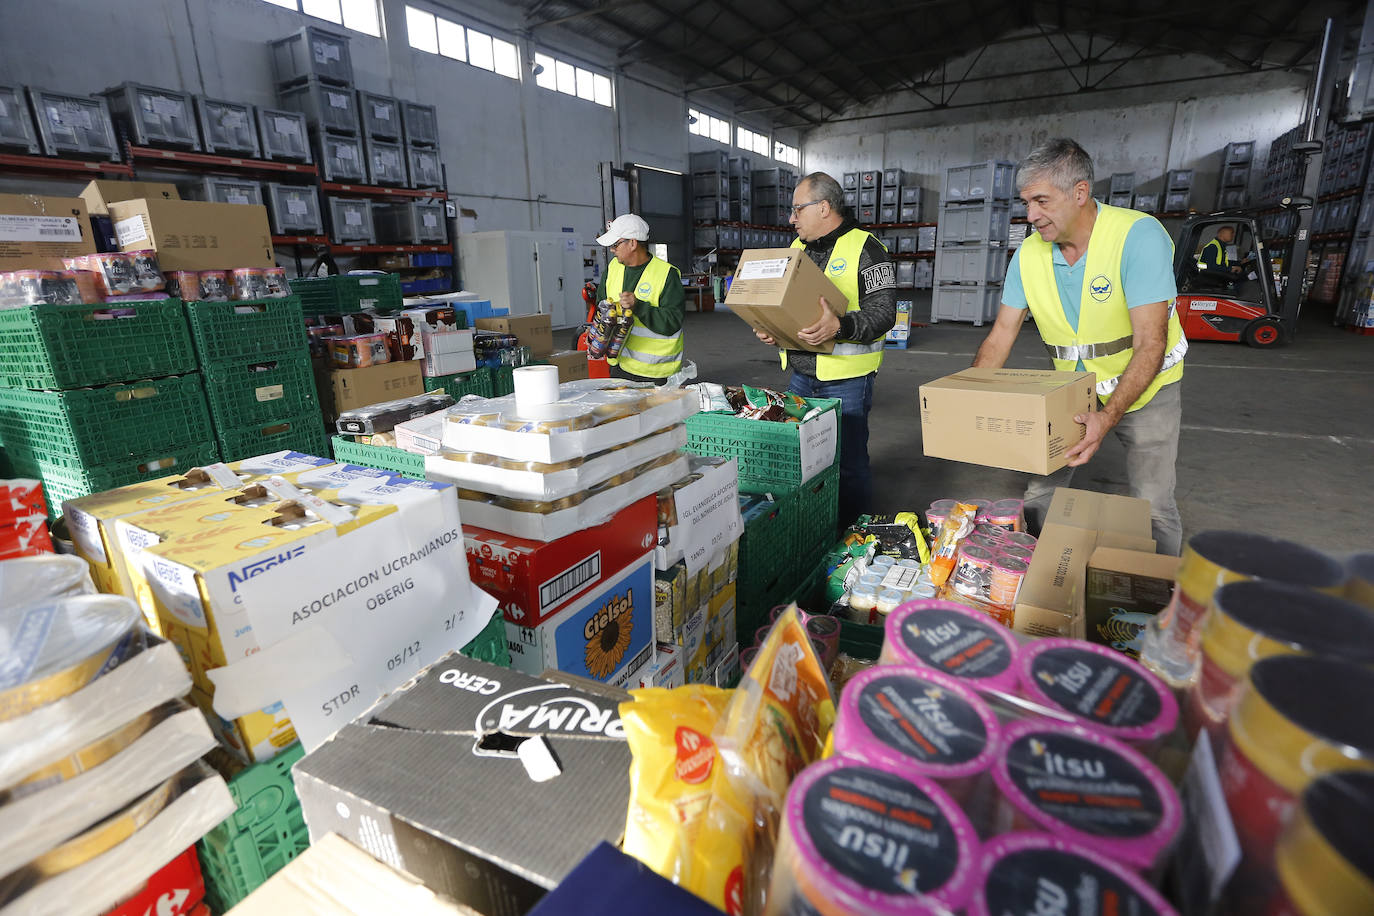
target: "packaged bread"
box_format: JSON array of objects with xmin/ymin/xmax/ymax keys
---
[
  {"xmin": 493, "ymin": 455, "xmax": 585, "ymax": 472},
  {"xmin": 493, "ymin": 493, "xmax": 586, "ymax": 514},
  {"xmin": 501, "ymin": 403, "xmax": 596, "ymax": 434}
]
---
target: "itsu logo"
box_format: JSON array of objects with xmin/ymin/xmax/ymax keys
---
[
  {"xmin": 1038, "ymin": 659, "xmax": 1093, "ymax": 695},
  {"xmin": 1029, "ymin": 737, "xmax": 1106, "ymax": 779},
  {"xmin": 471, "ymin": 682, "xmax": 625, "ymax": 738},
  {"xmin": 1028, "ymin": 876, "xmax": 1070, "ymax": 916}
]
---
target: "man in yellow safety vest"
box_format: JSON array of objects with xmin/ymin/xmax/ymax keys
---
[
  {"xmin": 594, "ymin": 213, "xmax": 685, "ymax": 384},
  {"xmin": 972, "ymin": 139, "xmax": 1187, "ymax": 555},
  {"xmin": 754, "ymin": 172, "xmax": 897, "ymax": 526}
]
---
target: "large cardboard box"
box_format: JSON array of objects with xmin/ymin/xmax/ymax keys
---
[
  {"xmin": 108, "ymin": 198, "xmax": 274, "ymax": 270},
  {"xmin": 919, "ymin": 368, "xmax": 1096, "ymax": 475},
  {"xmin": 79, "ymin": 180, "xmax": 179, "ymax": 217},
  {"xmin": 724, "ymin": 248, "xmax": 848, "ymax": 352},
  {"xmin": 1085, "ymin": 547, "xmax": 1180, "ymax": 658},
  {"xmin": 293, "ymin": 655, "xmax": 632, "ymax": 914},
  {"xmin": 0, "ymin": 193, "xmax": 96, "ymax": 270},
  {"xmin": 476, "ymin": 314, "xmax": 554, "ymax": 358},
  {"xmin": 546, "ymin": 349, "xmax": 589, "ymax": 383},
  {"xmin": 330, "ymin": 361, "xmax": 425, "ymax": 415},
  {"xmin": 1012, "ymin": 488, "xmax": 1157, "ymax": 639}
]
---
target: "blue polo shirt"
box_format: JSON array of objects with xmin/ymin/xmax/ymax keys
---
[{"xmin": 1002, "ymin": 212, "xmax": 1177, "ymax": 339}]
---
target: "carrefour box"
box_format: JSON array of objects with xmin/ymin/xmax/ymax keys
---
[
  {"xmin": 638, "ymin": 643, "xmax": 684, "ymax": 689},
  {"xmin": 505, "ymin": 554, "xmax": 655, "ymax": 689},
  {"xmin": 465, "ymin": 496, "xmax": 657, "ymax": 629}
]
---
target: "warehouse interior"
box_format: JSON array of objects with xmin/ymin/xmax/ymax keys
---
[{"xmin": 4, "ymin": 0, "xmax": 1374, "ymax": 913}]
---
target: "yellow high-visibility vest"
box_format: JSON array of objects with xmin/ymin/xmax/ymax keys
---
[
  {"xmin": 1197, "ymin": 237, "xmax": 1229, "ymax": 270},
  {"xmin": 1018, "ymin": 202, "xmax": 1186, "ymax": 412},
  {"xmin": 606, "ymin": 255, "xmax": 683, "ymax": 378},
  {"xmin": 782, "ymin": 228, "xmax": 884, "ymax": 380}
]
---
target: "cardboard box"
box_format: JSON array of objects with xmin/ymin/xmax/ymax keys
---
[
  {"xmin": 79, "ymin": 180, "xmax": 179, "ymax": 217},
  {"xmin": 547, "ymin": 349, "xmax": 589, "ymax": 383},
  {"xmin": 638, "ymin": 643, "xmax": 685, "ymax": 689},
  {"xmin": 465, "ymin": 495, "xmax": 657, "ymax": 629},
  {"xmin": 331, "ymin": 361, "xmax": 425, "ymax": 415},
  {"xmin": 107, "ymin": 198, "xmax": 274, "ymax": 270},
  {"xmin": 1085, "ymin": 547, "xmax": 1180, "ymax": 658},
  {"xmin": 1012, "ymin": 488, "xmax": 1158, "ymax": 639},
  {"xmin": 505, "ymin": 554, "xmax": 656, "ymax": 689},
  {"xmin": 724, "ymin": 248, "xmax": 847, "ymax": 352},
  {"xmin": 919, "ymin": 368, "xmax": 1096, "ymax": 475},
  {"xmin": 476, "ymin": 314, "xmax": 554, "ymax": 358},
  {"xmin": 0, "ymin": 193, "xmax": 96, "ymax": 270},
  {"xmin": 293, "ymin": 655, "xmax": 632, "ymax": 914}
]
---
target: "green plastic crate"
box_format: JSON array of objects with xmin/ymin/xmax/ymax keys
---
[
  {"xmin": 289, "ymin": 274, "xmax": 403, "ymax": 315},
  {"xmin": 9, "ymin": 441, "xmax": 221, "ymax": 513},
  {"xmin": 199, "ymin": 742, "xmax": 309, "ymax": 913},
  {"xmin": 738, "ymin": 492, "xmax": 796, "ymax": 598},
  {"xmin": 685, "ymin": 397, "xmax": 841, "ymax": 494},
  {"xmin": 0, "ymin": 299, "xmax": 195, "ymax": 390},
  {"xmin": 0, "ymin": 373, "xmax": 213, "ymax": 470},
  {"xmin": 203, "ymin": 350, "xmax": 318, "ymax": 430},
  {"xmin": 218, "ymin": 412, "xmax": 330, "ymax": 463},
  {"xmin": 491, "ymin": 365, "xmax": 515, "ymax": 396},
  {"xmin": 794, "ymin": 464, "xmax": 841, "ymax": 573},
  {"xmin": 185, "ymin": 297, "xmax": 308, "ymax": 363},
  {"xmin": 461, "ymin": 607, "xmax": 512, "ymax": 668},
  {"xmin": 331, "ymin": 435, "xmax": 426, "ymax": 479},
  {"xmin": 424, "ymin": 367, "xmax": 493, "ymax": 400}
]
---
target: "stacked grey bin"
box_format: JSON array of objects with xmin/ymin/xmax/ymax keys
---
[
  {"xmin": 882, "ymin": 167, "xmax": 924, "ymax": 224},
  {"xmin": 1164, "ymin": 169, "xmax": 1193, "ymax": 213},
  {"xmin": 856, "ymin": 170, "xmax": 881, "ymax": 224},
  {"xmin": 932, "ymin": 160, "xmax": 1015, "ymax": 326},
  {"xmin": 1108, "ymin": 172, "xmax": 1135, "ymax": 209},
  {"xmin": 1215, "ymin": 141, "xmax": 1254, "ymax": 210},
  {"xmin": 729, "ymin": 156, "xmax": 752, "ymax": 223},
  {"xmin": 691, "ymin": 150, "xmax": 731, "ymax": 223},
  {"xmin": 753, "ymin": 168, "xmax": 797, "ymax": 226}
]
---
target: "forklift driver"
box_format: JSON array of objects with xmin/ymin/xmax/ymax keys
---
[{"xmin": 1193, "ymin": 225, "xmax": 1253, "ymax": 290}]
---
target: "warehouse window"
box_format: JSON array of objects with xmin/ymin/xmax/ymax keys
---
[
  {"xmin": 533, "ymin": 53, "xmax": 614, "ymax": 107},
  {"xmin": 689, "ymin": 108, "xmax": 730, "ymax": 145},
  {"xmin": 738, "ymin": 126, "xmax": 769, "ymax": 157},
  {"xmin": 775, "ymin": 141, "xmax": 800, "ymax": 167},
  {"xmin": 406, "ymin": 6, "xmax": 519, "ymax": 79},
  {"xmin": 262, "ymin": 0, "xmax": 381, "ymax": 36}
]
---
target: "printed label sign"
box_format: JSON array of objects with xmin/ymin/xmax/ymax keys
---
[
  {"xmin": 798, "ymin": 409, "xmax": 839, "ymax": 485},
  {"xmin": 736, "ymin": 257, "xmax": 789, "ymax": 280},
  {"xmin": 114, "ymin": 215, "xmax": 148, "ymax": 246},
  {"xmin": 0, "ymin": 213, "xmax": 84, "ymax": 244},
  {"xmin": 670, "ymin": 460, "xmax": 743, "ymax": 575}
]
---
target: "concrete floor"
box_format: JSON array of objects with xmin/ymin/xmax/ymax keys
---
[{"xmin": 568, "ymin": 298, "xmax": 1374, "ymax": 555}]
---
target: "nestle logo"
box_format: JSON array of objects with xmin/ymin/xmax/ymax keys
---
[{"xmin": 227, "ymin": 545, "xmax": 307, "ymax": 593}]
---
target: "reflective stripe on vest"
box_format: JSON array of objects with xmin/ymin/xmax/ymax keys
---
[
  {"xmin": 1018, "ymin": 201, "xmax": 1186, "ymax": 411},
  {"xmin": 1197, "ymin": 237, "xmax": 1228, "ymax": 270},
  {"xmin": 781, "ymin": 228, "xmax": 884, "ymax": 381},
  {"xmin": 606, "ymin": 256, "xmax": 683, "ymax": 378}
]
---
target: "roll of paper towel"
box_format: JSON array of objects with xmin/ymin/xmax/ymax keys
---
[{"xmin": 514, "ymin": 365, "xmax": 561, "ymax": 414}]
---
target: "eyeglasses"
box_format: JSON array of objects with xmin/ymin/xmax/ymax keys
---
[{"xmin": 790, "ymin": 199, "xmax": 824, "ymax": 216}]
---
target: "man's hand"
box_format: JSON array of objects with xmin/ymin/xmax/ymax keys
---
[
  {"xmin": 797, "ymin": 297, "xmax": 841, "ymax": 346},
  {"xmin": 1065, "ymin": 409, "xmax": 1114, "ymax": 467},
  {"xmin": 755, "ymin": 328, "xmax": 777, "ymax": 346},
  {"xmin": 618, "ymin": 290, "xmax": 636, "ymax": 311}
]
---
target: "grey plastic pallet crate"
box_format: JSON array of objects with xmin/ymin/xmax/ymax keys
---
[
  {"xmin": 271, "ymin": 26, "xmax": 353, "ymax": 87},
  {"xmin": 754, "ymin": 186, "xmax": 788, "ymax": 208},
  {"xmin": 730, "ymin": 202, "xmax": 752, "ymax": 223},
  {"xmin": 374, "ymin": 200, "xmax": 447, "ymax": 244},
  {"xmin": 935, "ymin": 245, "xmax": 1007, "ymax": 285},
  {"xmin": 1108, "ymin": 192, "xmax": 1133, "ymax": 209},
  {"xmin": 278, "ymin": 80, "xmax": 359, "ymax": 136},
  {"xmin": 406, "ymin": 145, "xmax": 442, "ymax": 189},
  {"xmin": 328, "ymin": 196, "xmax": 375, "ymax": 243},
  {"xmin": 358, "ymin": 91, "xmax": 401, "ymax": 140},
  {"xmin": 842, "ymin": 172, "xmax": 858, "ymax": 190},
  {"xmin": 256, "ymin": 107, "xmax": 312, "ymax": 163},
  {"xmin": 945, "ymin": 160, "xmax": 1015, "ymax": 203},
  {"xmin": 899, "ymin": 204, "xmax": 922, "ymax": 222},
  {"xmin": 914, "ymin": 260, "xmax": 934, "ymax": 289},
  {"xmin": 1133, "ymin": 193, "xmax": 1159, "ymax": 213},
  {"xmin": 841, "ymin": 191, "xmax": 858, "ymax": 211},
  {"xmin": 27, "ymin": 88, "xmax": 119, "ymax": 160},
  {"xmin": 693, "ymin": 172, "xmax": 729, "ymax": 197},
  {"xmin": 859, "ymin": 187, "xmax": 876, "ymax": 207},
  {"xmin": 728, "ymin": 175, "xmax": 751, "ymax": 197},
  {"xmin": 753, "ymin": 168, "xmax": 787, "ymax": 189},
  {"xmin": 1225, "ymin": 141, "xmax": 1254, "ymax": 165},
  {"xmin": 917, "ymin": 226, "xmax": 937, "ymax": 251},
  {"xmin": 365, "ymin": 136, "xmax": 407, "ymax": 186},
  {"xmin": 1222, "ymin": 164, "xmax": 1250, "ymax": 188},
  {"xmin": 401, "ymin": 102, "xmax": 438, "ymax": 147},
  {"xmin": 1217, "ymin": 188, "xmax": 1247, "ymax": 210},
  {"xmin": 0, "ymin": 85, "xmax": 40, "ymax": 154},
  {"xmin": 729, "ymin": 156, "xmax": 751, "ymax": 177},
  {"xmin": 880, "ymin": 205, "xmax": 897, "ymax": 223},
  {"xmin": 896, "ymin": 261, "xmax": 915, "ymax": 287},
  {"xmin": 897, "ymin": 233, "xmax": 916, "ymax": 254},
  {"xmin": 861, "ymin": 170, "xmax": 881, "ymax": 189},
  {"xmin": 931, "ymin": 284, "xmax": 1000, "ymax": 325},
  {"xmin": 319, "ymin": 134, "xmax": 366, "ymax": 182},
  {"xmin": 694, "ymin": 226, "xmax": 719, "ymax": 250},
  {"xmin": 1166, "ymin": 169, "xmax": 1194, "ymax": 191},
  {"xmin": 938, "ymin": 202, "xmax": 1010, "ymax": 244},
  {"xmin": 694, "ymin": 198, "xmax": 730, "ymax": 220},
  {"xmin": 194, "ymin": 96, "xmax": 259, "ymax": 157},
  {"xmin": 1164, "ymin": 190, "xmax": 1190, "ymax": 212},
  {"xmin": 266, "ymin": 182, "xmax": 324, "ymax": 235},
  {"xmin": 755, "ymin": 206, "xmax": 785, "ymax": 226},
  {"xmin": 883, "ymin": 168, "xmax": 910, "ymax": 188},
  {"xmin": 100, "ymin": 82, "xmax": 199, "ymax": 150},
  {"xmin": 188, "ymin": 176, "xmax": 264, "ymax": 207},
  {"xmin": 691, "ymin": 150, "xmax": 728, "ymax": 173},
  {"xmin": 900, "ymin": 186, "xmax": 924, "ymax": 206},
  {"xmin": 1110, "ymin": 172, "xmax": 1136, "ymax": 194},
  {"xmin": 857, "ymin": 205, "xmax": 877, "ymax": 224},
  {"xmin": 881, "ymin": 186, "xmax": 901, "ymax": 207}
]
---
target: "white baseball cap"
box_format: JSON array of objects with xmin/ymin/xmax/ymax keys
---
[{"xmin": 596, "ymin": 214, "xmax": 650, "ymax": 247}]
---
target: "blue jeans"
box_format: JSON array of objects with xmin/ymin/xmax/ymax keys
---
[{"xmin": 788, "ymin": 371, "xmax": 875, "ymax": 529}]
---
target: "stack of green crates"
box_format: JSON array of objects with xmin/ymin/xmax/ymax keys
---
[
  {"xmin": 0, "ymin": 298, "xmax": 219, "ymax": 510},
  {"xmin": 424, "ymin": 366, "xmax": 493, "ymax": 400},
  {"xmin": 185, "ymin": 296, "xmax": 331, "ymax": 462},
  {"xmin": 288, "ymin": 274, "xmax": 404, "ymax": 316}
]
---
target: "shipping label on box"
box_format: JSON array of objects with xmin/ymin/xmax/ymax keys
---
[
  {"xmin": 724, "ymin": 248, "xmax": 848, "ymax": 352},
  {"xmin": 0, "ymin": 193, "xmax": 95, "ymax": 270},
  {"xmin": 1085, "ymin": 547, "xmax": 1179, "ymax": 658},
  {"xmin": 108, "ymin": 198, "xmax": 274, "ymax": 271},
  {"xmin": 919, "ymin": 368, "xmax": 1096, "ymax": 475},
  {"xmin": 505, "ymin": 554, "xmax": 655, "ymax": 688}
]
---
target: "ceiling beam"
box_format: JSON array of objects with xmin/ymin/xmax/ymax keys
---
[{"xmin": 527, "ymin": 1, "xmax": 648, "ymax": 29}]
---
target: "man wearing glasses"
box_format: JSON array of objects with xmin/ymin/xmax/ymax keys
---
[
  {"xmin": 755, "ymin": 172, "xmax": 897, "ymax": 524},
  {"xmin": 594, "ymin": 214, "xmax": 685, "ymax": 384}
]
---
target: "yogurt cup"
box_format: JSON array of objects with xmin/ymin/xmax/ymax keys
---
[
  {"xmin": 881, "ymin": 600, "xmax": 1020, "ymax": 695},
  {"xmin": 769, "ymin": 755, "xmax": 979, "ymax": 915},
  {"xmin": 833, "ymin": 665, "xmax": 1001, "ymax": 801},
  {"xmin": 991, "ymin": 720, "xmax": 1182, "ymax": 872},
  {"xmin": 1018, "ymin": 639, "xmax": 1179, "ymax": 747},
  {"xmin": 969, "ymin": 832, "xmax": 1179, "ymax": 916}
]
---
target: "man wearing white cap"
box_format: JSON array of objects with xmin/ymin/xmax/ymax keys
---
[{"xmin": 594, "ymin": 214, "xmax": 685, "ymax": 383}]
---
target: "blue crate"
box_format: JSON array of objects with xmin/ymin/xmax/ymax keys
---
[{"xmin": 412, "ymin": 253, "xmax": 453, "ymax": 267}]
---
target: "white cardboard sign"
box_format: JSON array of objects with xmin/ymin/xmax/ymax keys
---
[
  {"xmin": 798, "ymin": 408, "xmax": 839, "ymax": 484},
  {"xmin": 670, "ymin": 459, "xmax": 743, "ymax": 575}
]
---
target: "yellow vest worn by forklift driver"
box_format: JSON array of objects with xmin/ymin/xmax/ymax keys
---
[
  {"xmin": 605, "ymin": 255, "xmax": 683, "ymax": 378},
  {"xmin": 782, "ymin": 228, "xmax": 884, "ymax": 380},
  {"xmin": 1018, "ymin": 201, "xmax": 1187, "ymax": 412}
]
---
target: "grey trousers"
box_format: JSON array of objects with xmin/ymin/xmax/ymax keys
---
[{"xmin": 1023, "ymin": 381, "xmax": 1183, "ymax": 556}]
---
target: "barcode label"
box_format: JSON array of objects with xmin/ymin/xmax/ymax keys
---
[
  {"xmin": 114, "ymin": 215, "xmax": 149, "ymax": 246},
  {"xmin": 287, "ymin": 198, "xmax": 308, "ymax": 216},
  {"xmin": 539, "ymin": 552, "xmax": 601, "ymax": 614},
  {"xmin": 0, "ymin": 213, "xmax": 85, "ymax": 244}
]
